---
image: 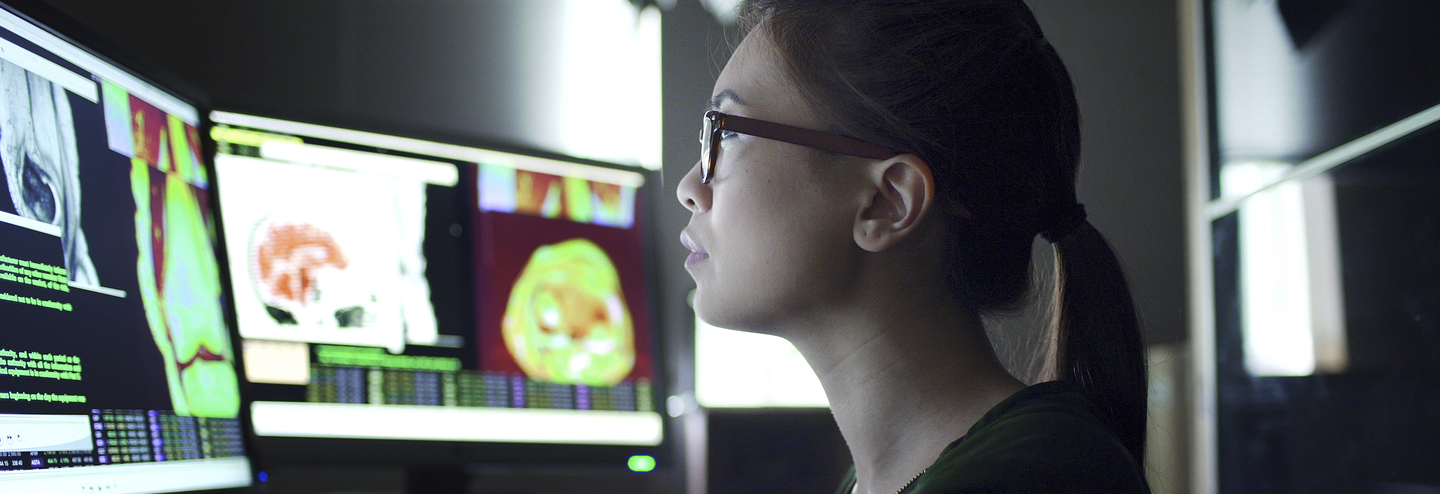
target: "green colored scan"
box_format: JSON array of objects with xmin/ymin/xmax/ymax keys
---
[
  {"xmin": 502, "ymin": 238, "xmax": 635, "ymax": 386},
  {"xmin": 132, "ymin": 152, "xmax": 241, "ymax": 418}
]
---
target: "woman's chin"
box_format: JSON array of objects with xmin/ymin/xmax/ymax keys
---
[
  {"xmin": 692, "ymin": 291, "xmax": 730, "ymax": 328},
  {"xmin": 694, "ymin": 295, "xmax": 761, "ymax": 334}
]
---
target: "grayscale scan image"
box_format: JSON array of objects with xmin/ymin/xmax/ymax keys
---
[{"xmin": 0, "ymin": 59, "xmax": 97, "ymax": 285}]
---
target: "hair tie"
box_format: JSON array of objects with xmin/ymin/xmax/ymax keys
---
[{"xmin": 1042, "ymin": 203, "xmax": 1087, "ymax": 243}]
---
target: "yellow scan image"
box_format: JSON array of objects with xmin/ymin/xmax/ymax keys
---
[{"xmin": 502, "ymin": 238, "xmax": 635, "ymax": 386}]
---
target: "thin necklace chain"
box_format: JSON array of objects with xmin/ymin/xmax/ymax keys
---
[
  {"xmin": 896, "ymin": 468, "xmax": 927, "ymax": 494},
  {"xmin": 852, "ymin": 468, "xmax": 928, "ymax": 494}
]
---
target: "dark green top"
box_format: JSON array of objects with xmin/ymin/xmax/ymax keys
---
[{"xmin": 836, "ymin": 381, "xmax": 1150, "ymax": 494}]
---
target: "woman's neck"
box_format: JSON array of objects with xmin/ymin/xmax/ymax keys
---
[{"xmin": 783, "ymin": 284, "xmax": 1026, "ymax": 494}]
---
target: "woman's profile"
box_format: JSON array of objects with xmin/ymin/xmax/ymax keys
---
[{"xmin": 676, "ymin": 1, "xmax": 1150, "ymax": 492}]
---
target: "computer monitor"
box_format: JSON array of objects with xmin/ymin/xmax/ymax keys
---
[
  {"xmin": 209, "ymin": 112, "xmax": 665, "ymax": 468},
  {"xmin": 0, "ymin": 2, "xmax": 254, "ymax": 493},
  {"xmin": 695, "ymin": 318, "xmax": 828, "ymax": 409}
]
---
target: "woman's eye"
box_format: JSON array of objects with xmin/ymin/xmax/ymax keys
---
[{"xmin": 718, "ymin": 130, "xmax": 738, "ymax": 141}]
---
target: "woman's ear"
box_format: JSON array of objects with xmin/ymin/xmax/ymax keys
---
[{"xmin": 854, "ymin": 154, "xmax": 935, "ymax": 252}]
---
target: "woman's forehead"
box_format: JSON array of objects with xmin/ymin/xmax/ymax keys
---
[{"xmin": 711, "ymin": 32, "xmax": 816, "ymax": 126}]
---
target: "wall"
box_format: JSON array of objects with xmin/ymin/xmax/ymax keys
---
[{"xmin": 1027, "ymin": 0, "xmax": 1187, "ymax": 347}]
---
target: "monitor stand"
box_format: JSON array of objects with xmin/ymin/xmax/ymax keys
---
[
  {"xmin": 405, "ymin": 464, "xmax": 661, "ymax": 494},
  {"xmin": 405, "ymin": 467, "xmax": 468, "ymax": 494}
]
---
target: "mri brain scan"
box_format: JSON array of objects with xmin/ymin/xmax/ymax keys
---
[{"xmin": 249, "ymin": 218, "xmax": 376, "ymax": 329}]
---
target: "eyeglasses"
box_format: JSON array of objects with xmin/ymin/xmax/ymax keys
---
[{"xmin": 698, "ymin": 110, "xmax": 896, "ymax": 184}]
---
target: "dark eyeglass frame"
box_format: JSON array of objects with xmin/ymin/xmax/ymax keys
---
[{"xmin": 698, "ymin": 110, "xmax": 897, "ymax": 184}]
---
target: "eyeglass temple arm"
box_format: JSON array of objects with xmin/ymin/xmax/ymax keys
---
[{"xmin": 722, "ymin": 114, "xmax": 896, "ymax": 160}]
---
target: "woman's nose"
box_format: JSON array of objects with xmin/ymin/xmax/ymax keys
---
[{"xmin": 676, "ymin": 159, "xmax": 709, "ymax": 213}]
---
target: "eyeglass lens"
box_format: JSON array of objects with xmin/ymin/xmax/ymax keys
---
[{"xmin": 699, "ymin": 114, "xmax": 717, "ymax": 183}]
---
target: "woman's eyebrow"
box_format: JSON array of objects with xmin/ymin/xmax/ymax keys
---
[{"xmin": 708, "ymin": 89, "xmax": 744, "ymax": 110}]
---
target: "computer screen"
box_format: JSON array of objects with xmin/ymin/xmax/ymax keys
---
[
  {"xmin": 0, "ymin": 3, "xmax": 253, "ymax": 493},
  {"xmin": 694, "ymin": 318, "xmax": 828, "ymax": 408},
  {"xmin": 210, "ymin": 112, "xmax": 663, "ymax": 454}
]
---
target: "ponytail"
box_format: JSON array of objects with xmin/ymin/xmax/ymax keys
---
[{"xmin": 1050, "ymin": 219, "xmax": 1147, "ymax": 466}]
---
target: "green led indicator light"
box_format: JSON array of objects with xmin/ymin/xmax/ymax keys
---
[{"xmin": 627, "ymin": 455, "xmax": 656, "ymax": 473}]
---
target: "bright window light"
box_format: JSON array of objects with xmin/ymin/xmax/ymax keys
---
[
  {"xmin": 557, "ymin": 0, "xmax": 662, "ymax": 170},
  {"xmin": 1225, "ymin": 161, "xmax": 1348, "ymax": 376},
  {"xmin": 1214, "ymin": 0, "xmax": 1312, "ymax": 160},
  {"xmin": 701, "ymin": 0, "xmax": 743, "ymax": 24}
]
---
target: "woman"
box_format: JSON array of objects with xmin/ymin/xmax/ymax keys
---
[{"xmin": 676, "ymin": 0, "xmax": 1150, "ymax": 492}]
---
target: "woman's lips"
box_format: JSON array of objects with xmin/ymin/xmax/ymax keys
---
[{"xmin": 681, "ymin": 232, "xmax": 708, "ymax": 266}]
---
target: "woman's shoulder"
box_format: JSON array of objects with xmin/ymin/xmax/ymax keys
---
[{"xmin": 910, "ymin": 380, "xmax": 1151, "ymax": 494}]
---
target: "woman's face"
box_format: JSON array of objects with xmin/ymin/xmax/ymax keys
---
[{"xmin": 676, "ymin": 31, "xmax": 868, "ymax": 333}]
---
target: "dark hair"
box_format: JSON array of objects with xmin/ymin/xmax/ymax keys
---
[{"xmin": 738, "ymin": 0, "xmax": 1148, "ymax": 465}]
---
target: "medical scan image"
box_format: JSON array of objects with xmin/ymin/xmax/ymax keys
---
[
  {"xmin": 249, "ymin": 218, "xmax": 381, "ymax": 329},
  {"xmin": 132, "ymin": 142, "xmax": 240, "ymax": 418},
  {"xmin": 0, "ymin": 59, "xmax": 98, "ymax": 284},
  {"xmin": 502, "ymin": 238, "xmax": 636, "ymax": 386}
]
